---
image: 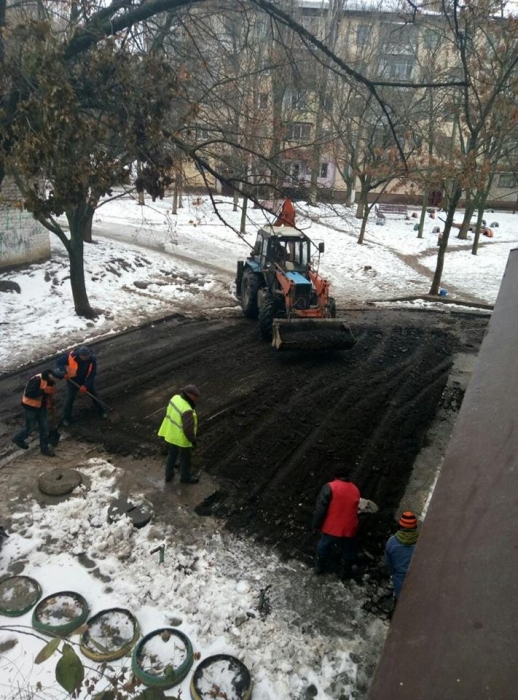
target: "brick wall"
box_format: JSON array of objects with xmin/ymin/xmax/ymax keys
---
[{"xmin": 0, "ymin": 177, "xmax": 51, "ymax": 270}]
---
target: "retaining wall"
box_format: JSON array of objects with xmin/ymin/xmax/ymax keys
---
[{"xmin": 0, "ymin": 178, "xmax": 50, "ymax": 271}]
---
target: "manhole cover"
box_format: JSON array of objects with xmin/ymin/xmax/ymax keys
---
[
  {"xmin": 32, "ymin": 591, "xmax": 89, "ymax": 637},
  {"xmin": 81, "ymin": 608, "xmax": 140, "ymax": 662},
  {"xmin": 132, "ymin": 628, "xmax": 194, "ymax": 689},
  {"xmin": 107, "ymin": 497, "xmax": 154, "ymax": 529},
  {"xmin": 38, "ymin": 468, "xmax": 82, "ymax": 496},
  {"xmin": 191, "ymin": 654, "xmax": 253, "ymax": 700},
  {"xmin": 0, "ymin": 576, "xmax": 42, "ymax": 617}
]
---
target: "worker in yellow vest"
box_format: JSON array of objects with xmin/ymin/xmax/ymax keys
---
[{"xmin": 158, "ymin": 384, "xmax": 201, "ymax": 484}]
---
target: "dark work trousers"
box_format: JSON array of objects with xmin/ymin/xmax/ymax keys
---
[
  {"xmin": 317, "ymin": 533, "xmax": 358, "ymax": 571},
  {"xmin": 166, "ymin": 444, "xmax": 193, "ymax": 481},
  {"xmin": 63, "ymin": 382, "xmax": 104, "ymax": 422},
  {"xmin": 13, "ymin": 406, "xmax": 49, "ymax": 452}
]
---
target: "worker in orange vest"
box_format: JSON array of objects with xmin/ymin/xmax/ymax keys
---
[
  {"xmin": 54, "ymin": 346, "xmax": 106, "ymax": 426},
  {"xmin": 313, "ymin": 467, "xmax": 361, "ymax": 578},
  {"xmin": 274, "ymin": 197, "xmax": 296, "ymax": 227},
  {"xmin": 12, "ymin": 370, "xmax": 62, "ymax": 456}
]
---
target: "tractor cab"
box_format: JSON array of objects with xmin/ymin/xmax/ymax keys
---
[{"xmin": 252, "ymin": 226, "xmax": 311, "ymax": 273}]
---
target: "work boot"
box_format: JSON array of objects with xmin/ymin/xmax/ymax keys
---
[
  {"xmin": 12, "ymin": 437, "xmax": 29, "ymax": 450},
  {"xmin": 180, "ymin": 474, "xmax": 200, "ymax": 484},
  {"xmin": 41, "ymin": 447, "xmax": 55, "ymax": 457},
  {"xmin": 314, "ymin": 556, "xmax": 326, "ymax": 575}
]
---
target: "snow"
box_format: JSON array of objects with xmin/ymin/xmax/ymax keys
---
[
  {"xmin": 0, "ymin": 459, "xmax": 384, "ymax": 699},
  {"xmin": 1, "ymin": 192, "xmax": 516, "ymax": 697}
]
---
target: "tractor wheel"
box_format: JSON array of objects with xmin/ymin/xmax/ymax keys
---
[
  {"xmin": 258, "ymin": 293, "xmax": 276, "ymax": 340},
  {"xmin": 241, "ymin": 270, "xmax": 260, "ymax": 319},
  {"xmin": 329, "ymin": 297, "xmax": 337, "ymax": 318}
]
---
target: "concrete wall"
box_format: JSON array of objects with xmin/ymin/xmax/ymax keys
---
[{"xmin": 0, "ymin": 178, "xmax": 50, "ymax": 271}]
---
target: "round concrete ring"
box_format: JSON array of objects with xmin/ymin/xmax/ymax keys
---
[
  {"xmin": 0, "ymin": 576, "xmax": 42, "ymax": 617},
  {"xmin": 190, "ymin": 654, "xmax": 253, "ymax": 700},
  {"xmin": 32, "ymin": 591, "xmax": 89, "ymax": 637},
  {"xmin": 132, "ymin": 628, "xmax": 194, "ymax": 689},
  {"xmin": 80, "ymin": 608, "xmax": 140, "ymax": 662},
  {"xmin": 38, "ymin": 469, "xmax": 82, "ymax": 496}
]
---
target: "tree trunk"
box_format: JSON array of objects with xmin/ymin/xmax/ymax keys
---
[
  {"xmin": 472, "ymin": 191, "xmax": 489, "ymax": 255},
  {"xmin": 66, "ymin": 204, "xmax": 96, "ymax": 318},
  {"xmin": 457, "ymin": 190, "xmax": 474, "ymax": 239},
  {"xmin": 172, "ymin": 178, "xmax": 178, "ymax": 215},
  {"xmin": 417, "ymin": 188, "xmax": 428, "ymax": 239},
  {"xmin": 178, "ymin": 171, "xmax": 183, "ymax": 208},
  {"xmin": 355, "ymin": 200, "xmax": 364, "ymax": 219},
  {"xmin": 240, "ymin": 195, "xmax": 248, "ymax": 234},
  {"xmin": 357, "ymin": 205, "xmax": 369, "ymax": 244},
  {"xmin": 429, "ymin": 182, "xmax": 462, "ymax": 295},
  {"xmin": 82, "ymin": 208, "xmax": 95, "ymax": 243},
  {"xmin": 233, "ymin": 188, "xmax": 239, "ymax": 212}
]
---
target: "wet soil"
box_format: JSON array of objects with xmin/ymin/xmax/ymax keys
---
[{"xmin": 0, "ymin": 309, "xmax": 488, "ymax": 565}]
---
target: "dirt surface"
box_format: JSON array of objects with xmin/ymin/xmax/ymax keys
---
[{"xmin": 0, "ymin": 308, "xmax": 489, "ymax": 567}]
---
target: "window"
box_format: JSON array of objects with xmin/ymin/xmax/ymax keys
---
[
  {"xmin": 422, "ymin": 28, "xmax": 441, "ymax": 50},
  {"xmin": 286, "ymin": 90, "xmax": 308, "ymax": 110},
  {"xmin": 320, "ymin": 163, "xmax": 328, "ymax": 179},
  {"xmin": 381, "ymin": 56, "xmax": 416, "ymax": 81},
  {"xmin": 196, "ymin": 126, "xmax": 211, "ymax": 141},
  {"xmin": 257, "ymin": 93, "xmax": 268, "ymax": 110},
  {"xmin": 499, "ymin": 174, "xmax": 516, "ymax": 188},
  {"xmin": 291, "ymin": 163, "xmax": 301, "ymax": 179},
  {"xmin": 322, "ymin": 95, "xmax": 333, "ymax": 112},
  {"xmin": 285, "ymin": 123, "xmax": 311, "ymax": 141},
  {"xmin": 357, "ymin": 24, "xmax": 372, "ymax": 46}
]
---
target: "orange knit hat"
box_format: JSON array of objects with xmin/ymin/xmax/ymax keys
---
[{"xmin": 398, "ymin": 511, "xmax": 418, "ymax": 529}]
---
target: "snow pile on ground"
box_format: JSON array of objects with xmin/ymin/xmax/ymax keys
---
[{"xmin": 0, "ymin": 459, "xmax": 387, "ymax": 700}]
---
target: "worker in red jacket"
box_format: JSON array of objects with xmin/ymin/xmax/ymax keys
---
[
  {"xmin": 274, "ymin": 197, "xmax": 296, "ymax": 227},
  {"xmin": 12, "ymin": 369, "xmax": 61, "ymax": 456},
  {"xmin": 313, "ymin": 467, "xmax": 360, "ymax": 578}
]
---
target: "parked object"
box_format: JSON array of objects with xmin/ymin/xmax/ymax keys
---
[
  {"xmin": 81, "ymin": 608, "xmax": 140, "ymax": 662},
  {"xmin": 132, "ymin": 628, "xmax": 194, "ymax": 689},
  {"xmin": 190, "ymin": 654, "xmax": 253, "ymax": 700},
  {"xmin": 439, "ymin": 288, "xmax": 448, "ymax": 297},
  {"xmin": 482, "ymin": 227, "xmax": 494, "ymax": 238},
  {"xmin": 235, "ymin": 226, "xmax": 355, "ymax": 351},
  {"xmin": 490, "ymin": 221, "xmax": 499, "ymax": 227},
  {"xmin": 32, "ymin": 591, "xmax": 89, "ymax": 637},
  {"xmin": 432, "ymin": 226, "xmax": 441, "ymax": 234},
  {"xmin": 0, "ymin": 576, "xmax": 41, "ymax": 617}
]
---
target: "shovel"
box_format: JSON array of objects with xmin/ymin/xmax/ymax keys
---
[{"xmin": 67, "ymin": 378, "xmax": 120, "ymax": 423}]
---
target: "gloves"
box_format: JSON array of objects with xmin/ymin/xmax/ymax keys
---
[{"xmin": 79, "ymin": 385, "xmax": 88, "ymax": 395}]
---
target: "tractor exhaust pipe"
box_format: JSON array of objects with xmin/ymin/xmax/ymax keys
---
[{"xmin": 272, "ymin": 319, "xmax": 356, "ymax": 351}]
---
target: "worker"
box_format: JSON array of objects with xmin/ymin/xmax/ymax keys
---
[
  {"xmin": 158, "ymin": 384, "xmax": 201, "ymax": 484},
  {"xmin": 11, "ymin": 369, "xmax": 62, "ymax": 456},
  {"xmin": 274, "ymin": 197, "xmax": 296, "ymax": 227},
  {"xmin": 385, "ymin": 510, "xmax": 420, "ymax": 600},
  {"xmin": 313, "ymin": 467, "xmax": 360, "ymax": 578},
  {"xmin": 54, "ymin": 346, "xmax": 106, "ymax": 426}
]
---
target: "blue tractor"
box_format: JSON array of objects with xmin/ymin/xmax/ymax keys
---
[{"xmin": 236, "ymin": 226, "xmax": 355, "ymax": 351}]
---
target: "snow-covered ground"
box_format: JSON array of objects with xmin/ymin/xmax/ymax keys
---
[
  {"xmin": 0, "ymin": 193, "xmax": 516, "ymax": 699},
  {"xmin": 1, "ymin": 192, "xmax": 516, "ymax": 371},
  {"xmin": 0, "ymin": 460, "xmax": 386, "ymax": 699}
]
